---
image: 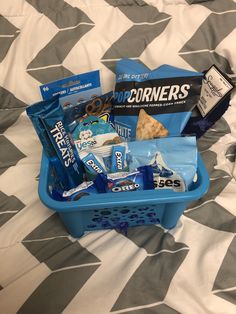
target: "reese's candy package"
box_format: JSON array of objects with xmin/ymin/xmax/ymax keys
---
[
  {"xmin": 127, "ymin": 136, "xmax": 197, "ymax": 191},
  {"xmin": 114, "ymin": 59, "xmax": 203, "ymax": 141}
]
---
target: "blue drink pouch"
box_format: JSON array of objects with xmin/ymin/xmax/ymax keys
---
[
  {"xmin": 127, "ymin": 136, "xmax": 197, "ymax": 191},
  {"xmin": 114, "ymin": 59, "xmax": 202, "ymax": 141}
]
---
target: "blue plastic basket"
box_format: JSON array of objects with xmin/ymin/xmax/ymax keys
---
[{"xmin": 38, "ymin": 152, "xmax": 209, "ymax": 238}]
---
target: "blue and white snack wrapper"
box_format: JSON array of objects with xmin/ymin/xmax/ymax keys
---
[
  {"xmin": 40, "ymin": 70, "xmax": 102, "ymax": 110},
  {"xmin": 95, "ymin": 166, "xmax": 154, "ymax": 193},
  {"xmin": 71, "ymin": 116, "xmax": 121, "ymax": 153},
  {"xmin": 26, "ymin": 96, "xmax": 83, "ymax": 190},
  {"xmin": 58, "ymin": 181, "xmax": 98, "ymax": 201},
  {"xmin": 114, "ymin": 59, "xmax": 202, "ymax": 141},
  {"xmin": 127, "ymin": 136, "xmax": 197, "ymax": 191},
  {"xmin": 65, "ymin": 91, "xmax": 114, "ymax": 127}
]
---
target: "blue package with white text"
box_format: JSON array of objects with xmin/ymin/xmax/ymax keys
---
[
  {"xmin": 40, "ymin": 71, "xmax": 102, "ymax": 110},
  {"xmin": 114, "ymin": 59, "xmax": 202, "ymax": 141}
]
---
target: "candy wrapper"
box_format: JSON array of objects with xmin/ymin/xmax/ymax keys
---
[
  {"xmin": 53, "ymin": 181, "xmax": 98, "ymax": 201},
  {"xmin": 127, "ymin": 136, "xmax": 197, "ymax": 191},
  {"xmin": 95, "ymin": 166, "xmax": 154, "ymax": 193},
  {"xmin": 114, "ymin": 59, "xmax": 202, "ymax": 141}
]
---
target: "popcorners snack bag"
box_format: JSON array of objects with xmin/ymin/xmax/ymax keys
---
[{"xmin": 114, "ymin": 59, "xmax": 203, "ymax": 141}]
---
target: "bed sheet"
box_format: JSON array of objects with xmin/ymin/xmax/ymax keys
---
[{"xmin": 0, "ymin": 1, "xmax": 236, "ymax": 313}]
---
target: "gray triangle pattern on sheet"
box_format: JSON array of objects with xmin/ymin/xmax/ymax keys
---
[
  {"xmin": 26, "ymin": 0, "xmax": 95, "ymax": 84},
  {"xmin": 124, "ymin": 303, "xmax": 181, "ymax": 314},
  {"xmin": 226, "ymin": 144, "xmax": 236, "ymax": 163},
  {"xmin": 185, "ymin": 149, "xmax": 231, "ymax": 208},
  {"xmin": 0, "ymin": 135, "xmax": 26, "ymax": 175},
  {"xmin": 105, "ymin": 0, "xmax": 170, "ymax": 23},
  {"xmin": 213, "ymin": 236, "xmax": 236, "ymax": 305},
  {"xmin": 17, "ymin": 265, "xmax": 100, "ymax": 314},
  {"xmin": 0, "ymin": 15, "xmax": 20, "ymax": 63},
  {"xmin": 199, "ymin": 0, "xmax": 236, "ymax": 12},
  {"xmin": 111, "ymin": 250, "xmax": 188, "ymax": 311},
  {"xmin": 102, "ymin": 1, "xmax": 171, "ymax": 73},
  {"xmin": 124, "ymin": 225, "xmax": 188, "ymax": 254},
  {"xmin": 185, "ymin": 201, "xmax": 236, "ymax": 233},
  {"xmin": 197, "ymin": 118, "xmax": 231, "ymax": 152},
  {"xmin": 179, "ymin": 1, "xmax": 236, "ymax": 74},
  {"xmin": 26, "ymin": 0, "xmax": 94, "ymax": 28},
  {"xmin": 22, "ymin": 214, "xmax": 101, "ymax": 270},
  {"xmin": 0, "ymin": 86, "xmax": 26, "ymax": 133},
  {"xmin": 0, "ymin": 191, "xmax": 25, "ymax": 227},
  {"xmin": 112, "ymin": 225, "xmax": 188, "ymax": 311}
]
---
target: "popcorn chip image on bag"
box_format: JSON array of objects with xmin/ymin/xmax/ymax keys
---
[{"xmin": 136, "ymin": 109, "xmax": 169, "ymax": 140}]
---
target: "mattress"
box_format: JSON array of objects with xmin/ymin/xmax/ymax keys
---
[{"xmin": 0, "ymin": 1, "xmax": 236, "ymax": 313}]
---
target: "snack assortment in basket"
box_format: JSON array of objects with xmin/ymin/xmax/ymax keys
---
[
  {"xmin": 26, "ymin": 64, "xmax": 203, "ymax": 196},
  {"xmin": 26, "ymin": 61, "xmax": 226, "ymax": 235}
]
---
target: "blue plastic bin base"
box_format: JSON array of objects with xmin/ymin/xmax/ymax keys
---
[{"xmin": 38, "ymin": 152, "xmax": 209, "ymax": 238}]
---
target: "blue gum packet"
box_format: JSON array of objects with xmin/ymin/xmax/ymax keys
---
[
  {"xmin": 114, "ymin": 59, "xmax": 203, "ymax": 141},
  {"xmin": 81, "ymin": 152, "xmax": 106, "ymax": 177},
  {"xmin": 111, "ymin": 145, "xmax": 126, "ymax": 172},
  {"xmin": 127, "ymin": 136, "xmax": 197, "ymax": 191}
]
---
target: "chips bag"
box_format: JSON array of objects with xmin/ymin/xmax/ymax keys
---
[{"xmin": 114, "ymin": 59, "xmax": 203, "ymax": 141}]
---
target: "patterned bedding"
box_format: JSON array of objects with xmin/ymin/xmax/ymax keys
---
[{"xmin": 0, "ymin": 1, "xmax": 236, "ymax": 313}]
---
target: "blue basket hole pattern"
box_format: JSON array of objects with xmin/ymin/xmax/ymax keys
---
[{"xmin": 86, "ymin": 206, "xmax": 161, "ymax": 230}]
